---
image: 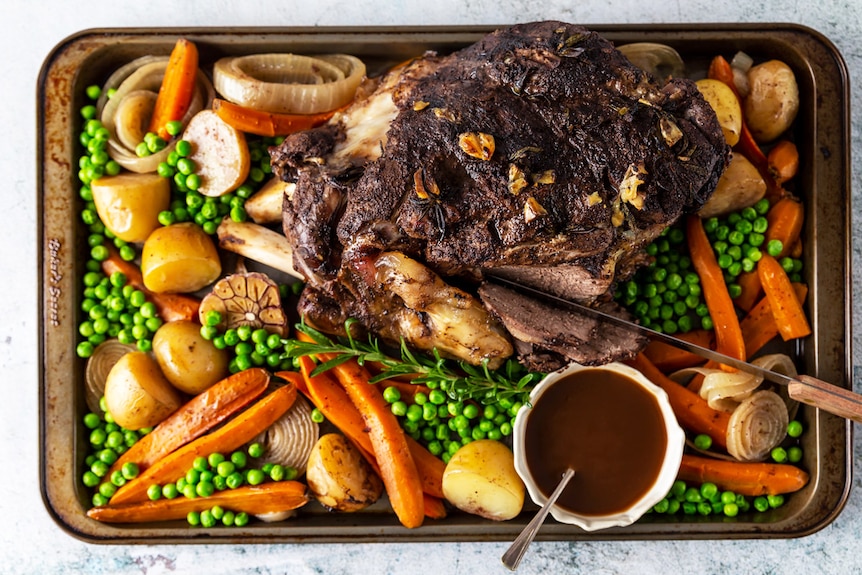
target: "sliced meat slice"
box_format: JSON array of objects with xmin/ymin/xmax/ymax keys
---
[{"xmin": 477, "ymin": 282, "xmax": 648, "ymax": 371}]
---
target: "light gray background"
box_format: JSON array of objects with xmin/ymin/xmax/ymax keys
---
[{"xmin": 3, "ymin": 1, "xmax": 859, "ymax": 573}]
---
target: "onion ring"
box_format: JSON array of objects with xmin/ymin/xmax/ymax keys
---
[
  {"xmin": 84, "ymin": 339, "xmax": 137, "ymax": 414},
  {"xmin": 252, "ymin": 393, "xmax": 319, "ymax": 476},
  {"xmin": 99, "ymin": 59, "xmax": 213, "ymax": 173},
  {"xmin": 213, "ymin": 53, "xmax": 366, "ymax": 115},
  {"xmin": 726, "ymin": 390, "xmax": 789, "ymax": 462}
]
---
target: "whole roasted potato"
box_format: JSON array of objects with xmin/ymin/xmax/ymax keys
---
[
  {"xmin": 104, "ymin": 351, "xmax": 183, "ymax": 430},
  {"xmin": 695, "ymin": 78, "xmax": 742, "ymax": 147},
  {"xmin": 152, "ymin": 320, "xmax": 230, "ymax": 395},
  {"xmin": 744, "ymin": 60, "xmax": 799, "ymax": 143},
  {"xmin": 698, "ymin": 153, "xmax": 766, "ymax": 218},
  {"xmin": 442, "ymin": 439, "xmax": 525, "ymax": 521},
  {"xmin": 141, "ymin": 222, "xmax": 221, "ymax": 293},
  {"xmin": 306, "ymin": 434, "xmax": 384, "ymax": 512}
]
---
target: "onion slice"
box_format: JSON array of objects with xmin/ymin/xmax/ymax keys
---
[
  {"xmin": 213, "ymin": 53, "xmax": 366, "ymax": 115},
  {"xmin": 726, "ymin": 390, "xmax": 789, "ymax": 462},
  {"xmin": 99, "ymin": 58, "xmax": 213, "ymax": 173},
  {"xmin": 617, "ymin": 42, "xmax": 685, "ymax": 80},
  {"xmin": 671, "ymin": 366, "xmax": 762, "ymax": 413},
  {"xmin": 252, "ymin": 393, "xmax": 319, "ymax": 476},
  {"xmin": 84, "ymin": 339, "xmax": 137, "ymax": 414}
]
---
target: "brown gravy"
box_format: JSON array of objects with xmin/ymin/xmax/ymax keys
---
[{"xmin": 524, "ymin": 368, "xmax": 668, "ymax": 516}]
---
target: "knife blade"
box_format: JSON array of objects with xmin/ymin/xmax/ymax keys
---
[{"xmin": 488, "ymin": 275, "xmax": 861, "ymax": 424}]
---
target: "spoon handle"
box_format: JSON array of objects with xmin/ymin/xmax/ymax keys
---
[{"xmin": 501, "ymin": 467, "xmax": 576, "ymax": 571}]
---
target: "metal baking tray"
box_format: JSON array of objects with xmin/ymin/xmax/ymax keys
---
[{"xmin": 38, "ymin": 23, "xmax": 852, "ymax": 543}]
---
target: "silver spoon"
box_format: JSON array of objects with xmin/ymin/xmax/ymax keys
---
[{"xmin": 501, "ymin": 467, "xmax": 576, "ymax": 571}]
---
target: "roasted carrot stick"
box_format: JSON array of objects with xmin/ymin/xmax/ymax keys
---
[
  {"xmin": 148, "ymin": 38, "xmax": 199, "ymax": 140},
  {"xmin": 110, "ymin": 382, "xmax": 297, "ymax": 505},
  {"xmin": 642, "ymin": 329, "xmax": 712, "ymax": 372},
  {"xmin": 292, "ymin": 355, "xmax": 446, "ymax": 499},
  {"xmin": 101, "ymin": 246, "xmax": 200, "ymax": 322},
  {"xmin": 677, "ymin": 453, "xmax": 809, "ymax": 496},
  {"xmin": 330, "ymin": 358, "xmax": 425, "ymax": 529},
  {"xmin": 686, "ymin": 215, "xmax": 746, "ymax": 368},
  {"xmin": 740, "ymin": 283, "xmax": 808, "ymax": 358},
  {"xmin": 213, "ymin": 98, "xmax": 341, "ymax": 137},
  {"xmin": 629, "ymin": 353, "xmax": 729, "ymax": 449},
  {"xmin": 732, "ymin": 270, "xmax": 763, "ymax": 313},
  {"xmin": 757, "ymin": 255, "xmax": 811, "ymax": 341},
  {"xmin": 291, "ymin": 358, "xmax": 379, "ymax": 465},
  {"xmin": 423, "ymin": 493, "xmax": 448, "ymax": 520},
  {"xmin": 89, "ymin": 481, "xmax": 308, "ymax": 523},
  {"xmin": 106, "ymin": 368, "xmax": 269, "ymax": 480},
  {"xmin": 765, "ymin": 196, "xmax": 805, "ymax": 259},
  {"xmin": 767, "ymin": 140, "xmax": 800, "ymax": 185}
]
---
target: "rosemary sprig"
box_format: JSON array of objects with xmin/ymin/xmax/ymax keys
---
[{"xmin": 284, "ymin": 319, "xmax": 541, "ymax": 405}]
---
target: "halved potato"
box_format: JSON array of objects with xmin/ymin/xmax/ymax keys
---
[
  {"xmin": 306, "ymin": 433, "xmax": 383, "ymax": 512},
  {"xmin": 696, "ymin": 78, "xmax": 742, "ymax": 147},
  {"xmin": 141, "ymin": 222, "xmax": 222, "ymax": 293},
  {"xmin": 442, "ymin": 439, "xmax": 525, "ymax": 521},
  {"xmin": 183, "ymin": 109, "xmax": 250, "ymax": 197},
  {"xmin": 91, "ymin": 172, "xmax": 171, "ymax": 242},
  {"xmin": 104, "ymin": 351, "xmax": 183, "ymax": 430}
]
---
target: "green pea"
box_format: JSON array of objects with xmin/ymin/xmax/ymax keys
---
[
  {"xmin": 771, "ymin": 446, "xmax": 788, "ymax": 463},
  {"xmin": 788, "ymin": 446, "xmax": 803, "ymax": 463},
  {"xmin": 693, "ymin": 434, "xmax": 712, "ymax": 450},
  {"xmin": 99, "ymin": 482, "xmax": 117, "ymax": 498},
  {"xmin": 147, "ymin": 484, "xmax": 162, "ymax": 501},
  {"xmin": 767, "ymin": 494, "xmax": 785, "ymax": 508},
  {"xmin": 121, "ymin": 462, "xmax": 139, "ymax": 480},
  {"xmin": 217, "ymin": 460, "xmax": 236, "ymax": 478},
  {"xmin": 196, "ymin": 481, "xmax": 216, "ymax": 497},
  {"xmin": 766, "ymin": 239, "xmax": 784, "ymax": 257},
  {"xmin": 235, "ymin": 512, "xmax": 249, "ymax": 527},
  {"xmin": 231, "ymin": 451, "xmax": 248, "ymax": 469},
  {"xmin": 753, "ymin": 496, "xmax": 769, "ymax": 512}
]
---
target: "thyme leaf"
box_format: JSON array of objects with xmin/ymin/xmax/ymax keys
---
[{"xmin": 286, "ymin": 320, "xmax": 542, "ymax": 405}]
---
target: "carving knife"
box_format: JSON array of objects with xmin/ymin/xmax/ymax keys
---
[{"xmin": 488, "ymin": 275, "xmax": 861, "ymax": 424}]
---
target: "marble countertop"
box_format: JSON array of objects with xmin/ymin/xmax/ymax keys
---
[{"xmin": 3, "ymin": 0, "xmax": 859, "ymax": 573}]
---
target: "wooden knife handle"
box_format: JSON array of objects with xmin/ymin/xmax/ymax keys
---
[{"xmin": 788, "ymin": 375, "xmax": 862, "ymax": 424}]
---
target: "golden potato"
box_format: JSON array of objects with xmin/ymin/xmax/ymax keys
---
[
  {"xmin": 442, "ymin": 439, "xmax": 525, "ymax": 521},
  {"xmin": 141, "ymin": 222, "xmax": 221, "ymax": 293},
  {"xmin": 152, "ymin": 320, "xmax": 229, "ymax": 394},
  {"xmin": 698, "ymin": 153, "xmax": 767, "ymax": 218},
  {"xmin": 91, "ymin": 172, "xmax": 171, "ymax": 242},
  {"xmin": 306, "ymin": 434, "xmax": 383, "ymax": 512},
  {"xmin": 744, "ymin": 60, "xmax": 800, "ymax": 143},
  {"xmin": 696, "ymin": 78, "xmax": 742, "ymax": 147},
  {"xmin": 104, "ymin": 351, "xmax": 183, "ymax": 430}
]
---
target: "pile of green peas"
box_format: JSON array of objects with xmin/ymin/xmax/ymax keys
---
[
  {"xmin": 81, "ymin": 398, "xmax": 150, "ymax": 507},
  {"xmin": 381, "ymin": 385, "xmax": 528, "ymax": 464},
  {"xmin": 198, "ymin": 310, "xmax": 294, "ymax": 373},
  {"xmin": 144, "ymin": 443, "xmax": 297, "ymax": 527},
  {"xmin": 76, "ymin": 270, "xmax": 164, "ymax": 358},
  {"xmin": 616, "ymin": 223, "xmax": 711, "ymax": 334},
  {"xmin": 155, "ymin": 136, "xmax": 283, "ymax": 235},
  {"xmin": 701, "ymin": 198, "xmax": 802, "ymax": 292},
  {"xmin": 650, "ymin": 479, "xmax": 785, "ymax": 518}
]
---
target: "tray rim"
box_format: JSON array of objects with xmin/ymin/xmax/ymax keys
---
[{"xmin": 38, "ymin": 22, "xmax": 853, "ymax": 544}]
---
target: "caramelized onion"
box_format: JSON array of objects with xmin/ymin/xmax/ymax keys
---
[
  {"xmin": 213, "ymin": 53, "xmax": 366, "ymax": 115},
  {"xmin": 252, "ymin": 393, "xmax": 319, "ymax": 476},
  {"xmin": 617, "ymin": 42, "xmax": 685, "ymax": 80},
  {"xmin": 84, "ymin": 339, "xmax": 137, "ymax": 414},
  {"xmin": 671, "ymin": 366, "xmax": 761, "ymax": 413},
  {"xmin": 726, "ymin": 390, "xmax": 789, "ymax": 462},
  {"xmin": 99, "ymin": 58, "xmax": 213, "ymax": 173}
]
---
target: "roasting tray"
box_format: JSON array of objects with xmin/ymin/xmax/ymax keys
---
[{"xmin": 38, "ymin": 23, "xmax": 852, "ymax": 543}]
